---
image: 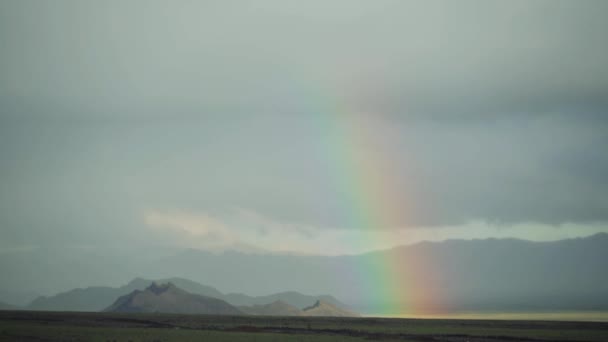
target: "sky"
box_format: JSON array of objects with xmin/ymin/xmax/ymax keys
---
[{"xmin": 1, "ymin": 0, "xmax": 608, "ymax": 259}]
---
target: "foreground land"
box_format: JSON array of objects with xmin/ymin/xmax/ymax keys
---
[{"xmin": 1, "ymin": 310, "xmax": 607, "ymax": 342}]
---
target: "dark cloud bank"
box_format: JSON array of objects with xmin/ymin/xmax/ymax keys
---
[{"xmin": 0, "ymin": 0, "xmax": 607, "ymax": 246}]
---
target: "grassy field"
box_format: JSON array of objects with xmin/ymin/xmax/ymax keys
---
[{"xmin": 1, "ymin": 310, "xmax": 607, "ymax": 341}]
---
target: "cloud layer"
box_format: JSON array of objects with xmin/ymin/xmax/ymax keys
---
[
  {"xmin": 144, "ymin": 209, "xmax": 608, "ymax": 255},
  {"xmin": 0, "ymin": 0, "xmax": 607, "ymax": 253},
  {"xmin": 1, "ymin": 1, "xmax": 607, "ymax": 119}
]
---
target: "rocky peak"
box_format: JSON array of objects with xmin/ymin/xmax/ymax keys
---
[
  {"xmin": 303, "ymin": 300, "xmax": 322, "ymax": 310},
  {"xmin": 146, "ymin": 282, "xmax": 176, "ymax": 295}
]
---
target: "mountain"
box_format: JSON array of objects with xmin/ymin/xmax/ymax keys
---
[
  {"xmin": 380, "ymin": 233, "xmax": 608, "ymax": 312},
  {"xmin": 119, "ymin": 277, "xmax": 225, "ymax": 300},
  {"xmin": 224, "ymin": 291, "xmax": 347, "ymax": 310},
  {"xmin": 147, "ymin": 233, "xmax": 608, "ymax": 313},
  {"xmin": 239, "ymin": 299, "xmax": 360, "ymax": 317},
  {"xmin": 26, "ymin": 277, "xmax": 158, "ymax": 312},
  {"xmin": 29, "ymin": 286, "xmax": 131, "ymax": 312},
  {"xmin": 26, "ymin": 277, "xmax": 227, "ymax": 312},
  {"xmin": 11, "ymin": 234, "xmax": 608, "ymax": 314},
  {"xmin": 26, "ymin": 276, "xmax": 349, "ymax": 312},
  {"xmin": 239, "ymin": 300, "xmax": 302, "ymax": 316},
  {"xmin": 302, "ymin": 300, "xmax": 360, "ymax": 317},
  {"xmin": 105, "ymin": 282, "xmax": 242, "ymax": 315}
]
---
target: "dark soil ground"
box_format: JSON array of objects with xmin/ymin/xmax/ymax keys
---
[{"xmin": 1, "ymin": 310, "xmax": 607, "ymax": 341}]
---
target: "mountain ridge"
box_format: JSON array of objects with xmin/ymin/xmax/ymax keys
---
[
  {"xmin": 302, "ymin": 299, "xmax": 360, "ymax": 317},
  {"xmin": 8, "ymin": 234, "xmax": 608, "ymax": 314},
  {"xmin": 105, "ymin": 282, "xmax": 242, "ymax": 315},
  {"xmin": 239, "ymin": 300, "xmax": 302, "ymax": 316},
  {"xmin": 156, "ymin": 233, "xmax": 608, "ymax": 312},
  {"xmin": 26, "ymin": 277, "xmax": 349, "ymax": 312},
  {"xmin": 238, "ymin": 299, "xmax": 359, "ymax": 317}
]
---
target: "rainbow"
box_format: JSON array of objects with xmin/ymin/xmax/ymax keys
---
[{"xmin": 303, "ymin": 88, "xmax": 443, "ymax": 315}]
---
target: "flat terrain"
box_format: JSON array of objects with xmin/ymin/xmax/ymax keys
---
[{"xmin": 1, "ymin": 310, "xmax": 607, "ymax": 342}]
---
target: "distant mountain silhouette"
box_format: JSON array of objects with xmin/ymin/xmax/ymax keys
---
[
  {"xmin": 238, "ymin": 299, "xmax": 360, "ymax": 317},
  {"xmin": 149, "ymin": 233, "xmax": 608, "ymax": 313},
  {"xmin": 26, "ymin": 277, "xmax": 349, "ymax": 313},
  {"xmin": 302, "ymin": 300, "xmax": 360, "ymax": 317},
  {"xmin": 27, "ymin": 278, "xmax": 155, "ymax": 312},
  {"xmin": 224, "ymin": 291, "xmax": 347, "ymax": 310},
  {"xmin": 28, "ymin": 286, "xmax": 132, "ymax": 312},
  {"xmin": 239, "ymin": 300, "xmax": 302, "ymax": 316},
  {"xmin": 378, "ymin": 233, "xmax": 608, "ymax": 312},
  {"xmin": 12, "ymin": 234, "xmax": 608, "ymax": 314},
  {"xmin": 105, "ymin": 282, "xmax": 242, "ymax": 315},
  {"xmin": 141, "ymin": 277, "xmax": 225, "ymax": 299}
]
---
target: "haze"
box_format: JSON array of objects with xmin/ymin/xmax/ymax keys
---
[{"xmin": 1, "ymin": 0, "xmax": 607, "ymax": 312}]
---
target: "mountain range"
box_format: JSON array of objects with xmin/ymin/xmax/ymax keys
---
[
  {"xmin": 301, "ymin": 300, "xmax": 360, "ymax": 317},
  {"xmin": 239, "ymin": 299, "xmax": 359, "ymax": 317},
  {"xmin": 239, "ymin": 300, "xmax": 301, "ymax": 316},
  {"xmin": 141, "ymin": 233, "xmax": 608, "ymax": 312},
  {"xmin": 4, "ymin": 234, "xmax": 608, "ymax": 314},
  {"xmin": 104, "ymin": 282, "xmax": 358, "ymax": 317},
  {"xmin": 26, "ymin": 277, "xmax": 348, "ymax": 312}
]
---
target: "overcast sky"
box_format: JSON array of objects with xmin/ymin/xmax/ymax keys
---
[{"xmin": 1, "ymin": 0, "xmax": 607, "ymax": 256}]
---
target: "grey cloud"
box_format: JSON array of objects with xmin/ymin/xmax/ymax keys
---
[
  {"xmin": 1, "ymin": 0, "xmax": 607, "ymax": 121},
  {"xmin": 0, "ymin": 0, "xmax": 607, "ymax": 251},
  {"xmin": 1, "ymin": 114, "xmax": 606, "ymax": 238}
]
